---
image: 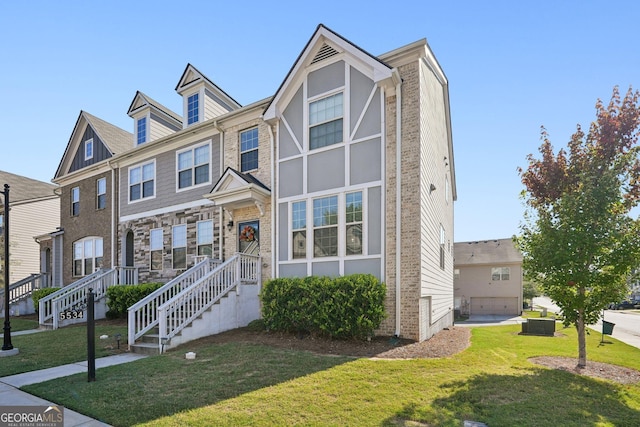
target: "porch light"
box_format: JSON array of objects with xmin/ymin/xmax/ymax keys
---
[{"xmin": 226, "ymin": 220, "xmax": 234, "ymax": 232}]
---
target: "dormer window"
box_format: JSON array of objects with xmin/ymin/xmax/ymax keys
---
[
  {"xmin": 84, "ymin": 138, "xmax": 94, "ymax": 160},
  {"xmin": 137, "ymin": 117, "xmax": 147, "ymax": 145},
  {"xmin": 187, "ymin": 93, "xmax": 199, "ymax": 125}
]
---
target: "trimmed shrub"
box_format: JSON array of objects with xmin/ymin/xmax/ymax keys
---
[
  {"xmin": 260, "ymin": 274, "xmax": 386, "ymax": 340},
  {"xmin": 32, "ymin": 287, "xmax": 61, "ymax": 313},
  {"xmin": 106, "ymin": 283, "xmax": 164, "ymax": 319}
]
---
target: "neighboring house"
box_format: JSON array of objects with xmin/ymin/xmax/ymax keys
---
[
  {"xmin": 453, "ymin": 238, "xmax": 523, "ymax": 316},
  {"xmin": 42, "ymin": 24, "xmax": 456, "ymax": 342},
  {"xmin": 0, "ymin": 170, "xmax": 59, "ymax": 286}
]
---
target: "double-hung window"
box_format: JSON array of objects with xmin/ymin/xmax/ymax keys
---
[
  {"xmin": 137, "ymin": 117, "xmax": 147, "ymax": 145},
  {"xmin": 0, "ymin": 214, "xmax": 3, "ymax": 236},
  {"xmin": 439, "ymin": 225, "xmax": 446, "ymax": 270},
  {"xmin": 187, "ymin": 93, "xmax": 199, "ymax": 125},
  {"xmin": 73, "ymin": 237, "xmax": 103, "ymax": 277},
  {"xmin": 291, "ymin": 201, "xmax": 306, "ymax": 259},
  {"xmin": 150, "ymin": 228, "xmax": 163, "ymax": 271},
  {"xmin": 309, "ymin": 92, "xmax": 343, "ymax": 150},
  {"xmin": 96, "ymin": 178, "xmax": 106, "ymax": 209},
  {"xmin": 172, "ymin": 224, "xmax": 187, "ymax": 270},
  {"xmin": 491, "ymin": 267, "xmax": 510, "ymax": 281},
  {"xmin": 313, "ymin": 196, "xmax": 338, "ymax": 257},
  {"xmin": 240, "ymin": 128, "xmax": 259, "ymax": 172},
  {"xmin": 71, "ymin": 187, "xmax": 80, "ymax": 216},
  {"xmin": 177, "ymin": 143, "xmax": 210, "ymax": 189},
  {"xmin": 197, "ymin": 220, "xmax": 213, "ymax": 257},
  {"xmin": 84, "ymin": 138, "xmax": 93, "ymax": 161},
  {"xmin": 345, "ymin": 192, "xmax": 363, "ymax": 255},
  {"xmin": 129, "ymin": 161, "xmax": 155, "ymax": 202}
]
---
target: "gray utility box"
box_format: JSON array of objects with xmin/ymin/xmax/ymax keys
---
[{"xmin": 521, "ymin": 318, "xmax": 556, "ymax": 336}]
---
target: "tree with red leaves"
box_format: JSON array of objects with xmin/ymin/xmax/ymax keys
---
[{"xmin": 518, "ymin": 86, "xmax": 640, "ymax": 367}]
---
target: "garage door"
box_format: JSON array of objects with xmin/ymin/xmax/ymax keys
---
[{"xmin": 470, "ymin": 297, "xmax": 519, "ymax": 315}]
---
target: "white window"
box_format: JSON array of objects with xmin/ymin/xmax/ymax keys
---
[
  {"xmin": 129, "ymin": 161, "xmax": 155, "ymax": 202},
  {"xmin": 177, "ymin": 143, "xmax": 210, "ymax": 190},
  {"xmin": 0, "ymin": 214, "xmax": 3, "ymax": 236},
  {"xmin": 309, "ymin": 92, "xmax": 343, "ymax": 150},
  {"xmin": 440, "ymin": 225, "xmax": 446, "ymax": 270},
  {"xmin": 491, "ymin": 267, "xmax": 510, "ymax": 281},
  {"xmin": 240, "ymin": 127, "xmax": 259, "ymax": 172},
  {"xmin": 454, "ymin": 268, "xmax": 460, "ymax": 279},
  {"xmin": 96, "ymin": 178, "xmax": 106, "ymax": 210},
  {"xmin": 172, "ymin": 224, "xmax": 187, "ymax": 270},
  {"xmin": 291, "ymin": 201, "xmax": 306, "ymax": 259},
  {"xmin": 345, "ymin": 192, "xmax": 363, "ymax": 255},
  {"xmin": 137, "ymin": 117, "xmax": 147, "ymax": 145},
  {"xmin": 197, "ymin": 220, "xmax": 213, "ymax": 257},
  {"xmin": 84, "ymin": 138, "xmax": 93, "ymax": 160},
  {"xmin": 73, "ymin": 237, "xmax": 103, "ymax": 277},
  {"xmin": 187, "ymin": 93, "xmax": 199, "ymax": 125},
  {"xmin": 150, "ymin": 228, "xmax": 163, "ymax": 271},
  {"xmin": 71, "ymin": 187, "xmax": 80, "ymax": 216},
  {"xmin": 313, "ymin": 195, "xmax": 338, "ymax": 257}
]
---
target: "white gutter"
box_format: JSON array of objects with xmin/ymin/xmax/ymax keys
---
[
  {"xmin": 108, "ymin": 160, "xmax": 117, "ymax": 268},
  {"xmin": 267, "ymin": 122, "xmax": 275, "ymax": 278},
  {"xmin": 393, "ymin": 69, "xmax": 402, "ymax": 337},
  {"xmin": 214, "ymin": 120, "xmax": 225, "ymax": 260}
]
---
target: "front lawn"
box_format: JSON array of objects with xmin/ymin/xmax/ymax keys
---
[{"xmin": 17, "ymin": 323, "xmax": 640, "ymax": 426}]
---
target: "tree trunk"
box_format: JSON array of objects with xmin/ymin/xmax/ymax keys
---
[{"xmin": 577, "ymin": 311, "xmax": 587, "ymax": 368}]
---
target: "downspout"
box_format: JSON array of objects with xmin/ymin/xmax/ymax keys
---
[
  {"xmin": 393, "ymin": 69, "xmax": 403, "ymax": 337},
  {"xmin": 214, "ymin": 121, "xmax": 225, "ymax": 260},
  {"xmin": 267, "ymin": 122, "xmax": 275, "ymax": 278},
  {"xmin": 108, "ymin": 160, "xmax": 117, "ymax": 269}
]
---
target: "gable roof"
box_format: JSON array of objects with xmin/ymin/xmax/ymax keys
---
[
  {"xmin": 205, "ymin": 167, "xmax": 270, "ymax": 214},
  {"xmin": 54, "ymin": 111, "xmax": 133, "ymax": 179},
  {"xmin": 175, "ymin": 63, "xmax": 242, "ymax": 110},
  {"xmin": 263, "ymin": 24, "xmax": 394, "ymax": 120},
  {"xmin": 127, "ymin": 90, "xmax": 182, "ymax": 124},
  {"xmin": 454, "ymin": 238, "xmax": 522, "ymax": 266},
  {"xmin": 0, "ymin": 170, "xmax": 58, "ymax": 205}
]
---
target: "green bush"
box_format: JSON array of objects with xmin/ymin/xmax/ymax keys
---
[
  {"xmin": 32, "ymin": 288, "xmax": 61, "ymax": 313},
  {"xmin": 106, "ymin": 283, "xmax": 164, "ymax": 319},
  {"xmin": 260, "ymin": 274, "xmax": 386, "ymax": 340}
]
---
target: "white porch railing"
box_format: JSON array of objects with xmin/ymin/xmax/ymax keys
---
[
  {"xmin": 127, "ymin": 257, "xmax": 222, "ymax": 347},
  {"xmin": 157, "ymin": 253, "xmax": 260, "ymax": 352},
  {"xmin": 0, "ymin": 274, "xmax": 46, "ymax": 305},
  {"xmin": 39, "ymin": 267, "xmax": 138, "ymax": 329}
]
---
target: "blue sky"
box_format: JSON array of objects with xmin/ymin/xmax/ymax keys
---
[{"xmin": 1, "ymin": 1, "xmax": 638, "ymax": 243}]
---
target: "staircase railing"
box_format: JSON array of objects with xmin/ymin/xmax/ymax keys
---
[
  {"xmin": 39, "ymin": 267, "xmax": 138, "ymax": 329},
  {"xmin": 157, "ymin": 253, "xmax": 260, "ymax": 352},
  {"xmin": 127, "ymin": 257, "xmax": 221, "ymax": 347},
  {"xmin": 0, "ymin": 273, "xmax": 45, "ymax": 306}
]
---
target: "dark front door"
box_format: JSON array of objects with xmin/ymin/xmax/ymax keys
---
[{"xmin": 238, "ymin": 220, "xmax": 259, "ymax": 254}]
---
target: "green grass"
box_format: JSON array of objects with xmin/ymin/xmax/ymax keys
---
[
  {"xmin": 7, "ymin": 315, "xmax": 40, "ymax": 332},
  {"xmin": 0, "ymin": 320, "xmax": 127, "ymax": 376},
  {"xmin": 14, "ymin": 322, "xmax": 640, "ymax": 426}
]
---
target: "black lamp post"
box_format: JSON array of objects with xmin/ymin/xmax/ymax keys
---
[{"xmin": 2, "ymin": 184, "xmax": 12, "ymax": 351}]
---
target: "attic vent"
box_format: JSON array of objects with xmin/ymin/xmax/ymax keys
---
[{"xmin": 311, "ymin": 43, "xmax": 339, "ymax": 64}]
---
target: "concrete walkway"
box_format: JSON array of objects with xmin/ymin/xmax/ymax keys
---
[{"xmin": 0, "ymin": 337, "xmax": 147, "ymax": 427}]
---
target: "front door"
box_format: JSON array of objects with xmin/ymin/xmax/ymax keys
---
[{"xmin": 238, "ymin": 220, "xmax": 259, "ymax": 255}]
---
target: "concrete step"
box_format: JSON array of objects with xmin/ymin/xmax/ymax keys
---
[{"xmin": 129, "ymin": 342, "xmax": 160, "ymax": 355}]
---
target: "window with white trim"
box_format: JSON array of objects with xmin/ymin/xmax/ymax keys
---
[
  {"xmin": 73, "ymin": 237, "xmax": 103, "ymax": 277},
  {"xmin": 187, "ymin": 93, "xmax": 199, "ymax": 125},
  {"xmin": 491, "ymin": 267, "xmax": 510, "ymax": 281},
  {"xmin": 345, "ymin": 191, "xmax": 363, "ymax": 255},
  {"xmin": 454, "ymin": 268, "xmax": 460, "ymax": 279},
  {"xmin": 71, "ymin": 187, "xmax": 80, "ymax": 216},
  {"xmin": 0, "ymin": 214, "xmax": 3, "ymax": 236},
  {"xmin": 137, "ymin": 117, "xmax": 147, "ymax": 145},
  {"xmin": 150, "ymin": 228, "xmax": 163, "ymax": 271},
  {"xmin": 313, "ymin": 195, "xmax": 338, "ymax": 257},
  {"xmin": 172, "ymin": 224, "xmax": 187, "ymax": 270},
  {"xmin": 96, "ymin": 178, "xmax": 106, "ymax": 210},
  {"xmin": 84, "ymin": 138, "xmax": 93, "ymax": 161},
  {"xmin": 177, "ymin": 143, "xmax": 210, "ymax": 189},
  {"xmin": 291, "ymin": 201, "xmax": 306, "ymax": 259},
  {"xmin": 309, "ymin": 92, "xmax": 343, "ymax": 150},
  {"xmin": 197, "ymin": 220, "xmax": 213, "ymax": 257},
  {"xmin": 240, "ymin": 127, "xmax": 259, "ymax": 172},
  {"xmin": 129, "ymin": 161, "xmax": 155, "ymax": 202}
]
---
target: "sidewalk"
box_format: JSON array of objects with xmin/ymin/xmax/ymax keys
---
[{"xmin": 0, "ymin": 352, "xmax": 147, "ymax": 427}]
